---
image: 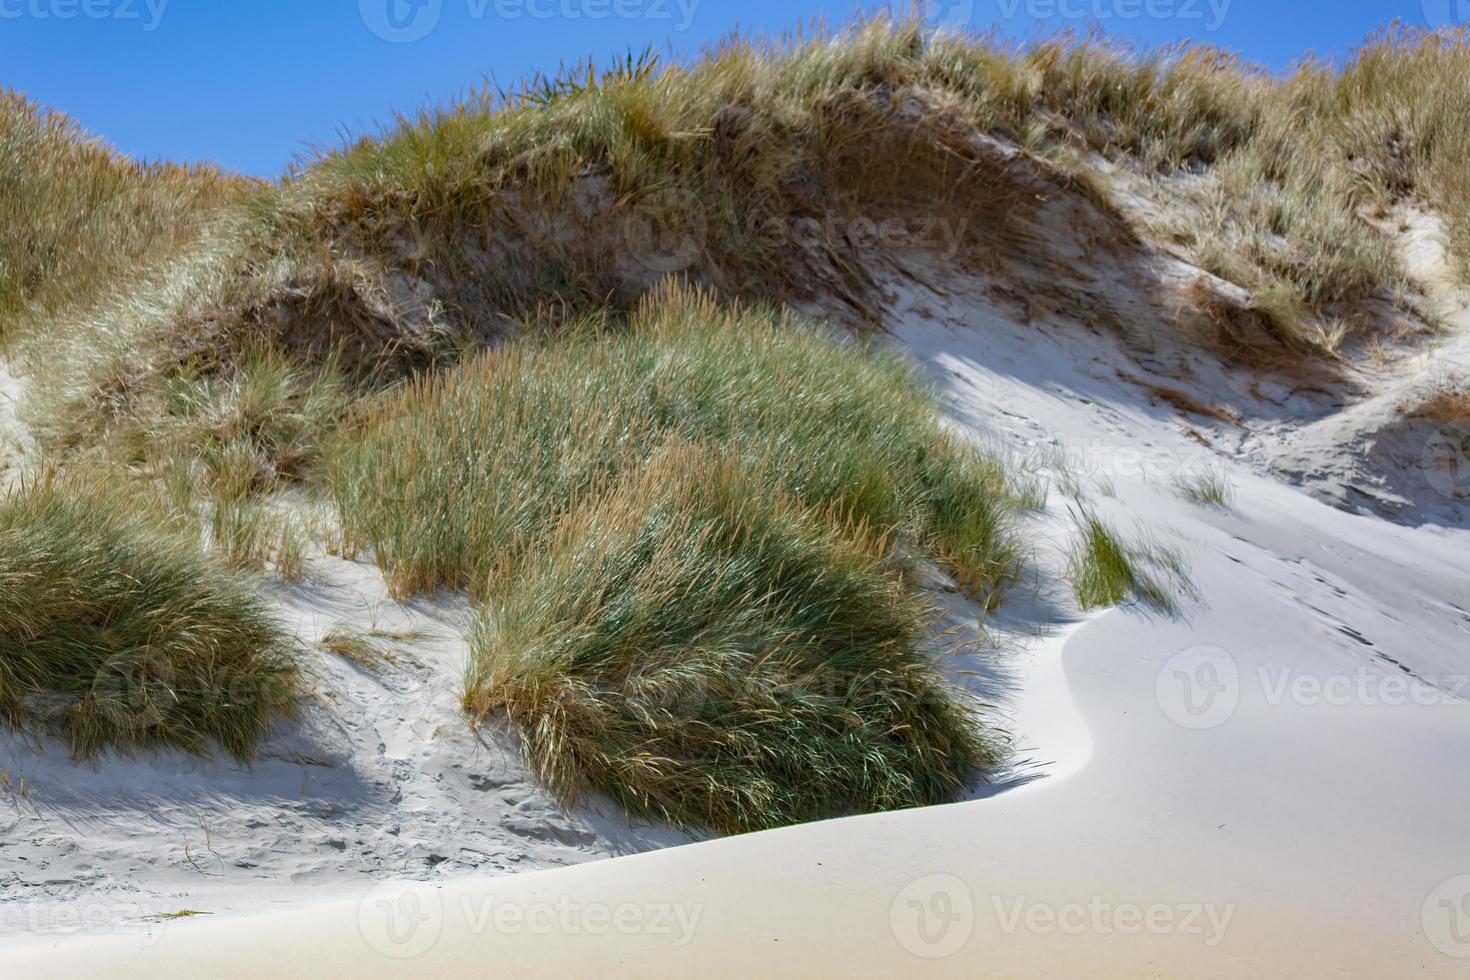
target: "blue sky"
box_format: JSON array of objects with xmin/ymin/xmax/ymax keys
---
[{"xmin": 0, "ymin": 1, "xmax": 1457, "ymax": 176}]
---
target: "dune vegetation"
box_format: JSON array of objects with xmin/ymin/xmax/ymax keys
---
[
  {"xmin": 16, "ymin": 19, "xmax": 1470, "ymax": 468},
  {"xmin": 324, "ymin": 287, "xmax": 1024, "ymax": 829},
  {"xmin": 0, "ymin": 90, "xmax": 245, "ymax": 330},
  {"xmin": 326, "ymin": 286, "xmax": 1023, "ymax": 604},
  {"xmin": 1065, "ymin": 508, "xmax": 1193, "ymax": 613},
  {"xmin": 468, "ymin": 441, "xmax": 999, "ymax": 832},
  {"xmin": 10, "ymin": 13, "xmax": 1469, "ymax": 823},
  {"xmin": 0, "ymin": 480, "xmax": 297, "ymax": 761}
]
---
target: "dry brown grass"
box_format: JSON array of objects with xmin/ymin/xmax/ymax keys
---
[
  {"xmin": 1407, "ymin": 385, "xmax": 1470, "ymax": 423},
  {"xmin": 0, "ymin": 90, "xmax": 249, "ymax": 333}
]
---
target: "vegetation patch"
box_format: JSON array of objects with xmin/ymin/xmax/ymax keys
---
[
  {"xmin": 17, "ymin": 19, "xmax": 1470, "ymax": 466},
  {"xmin": 324, "ymin": 287, "xmax": 1023, "ymax": 830},
  {"xmin": 0, "ymin": 480, "xmax": 297, "ymax": 760},
  {"xmin": 1066, "ymin": 508, "xmax": 1193, "ymax": 613},
  {"xmin": 326, "ymin": 286, "xmax": 1024, "ymax": 604},
  {"xmin": 467, "ymin": 442, "xmax": 998, "ymax": 834},
  {"xmin": 1174, "ymin": 466, "xmax": 1237, "ymax": 509},
  {"xmin": 0, "ymin": 90, "xmax": 244, "ymax": 330},
  {"xmin": 1407, "ymin": 382, "xmax": 1469, "ymax": 424}
]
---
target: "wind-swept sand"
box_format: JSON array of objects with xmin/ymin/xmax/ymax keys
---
[{"xmin": 6, "ymin": 239, "xmax": 1469, "ymax": 976}]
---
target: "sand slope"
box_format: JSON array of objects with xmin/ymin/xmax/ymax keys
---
[{"xmin": 6, "ymin": 238, "xmax": 1469, "ymax": 976}]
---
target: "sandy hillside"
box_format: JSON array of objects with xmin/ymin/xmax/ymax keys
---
[
  {"xmin": 5, "ymin": 22, "xmax": 1470, "ymax": 974},
  {"xmin": 6, "ymin": 204, "xmax": 1469, "ymax": 976}
]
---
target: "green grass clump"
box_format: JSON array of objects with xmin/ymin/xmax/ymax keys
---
[
  {"xmin": 327, "ymin": 286, "xmax": 1023, "ymax": 604},
  {"xmin": 1066, "ymin": 508, "xmax": 1192, "ymax": 613},
  {"xmin": 1174, "ymin": 466, "xmax": 1237, "ymax": 509},
  {"xmin": 324, "ymin": 287, "xmax": 1021, "ymax": 831},
  {"xmin": 467, "ymin": 442, "xmax": 998, "ymax": 834},
  {"xmin": 0, "ymin": 480, "xmax": 297, "ymax": 760}
]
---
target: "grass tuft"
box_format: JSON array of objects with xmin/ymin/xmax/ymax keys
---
[
  {"xmin": 326, "ymin": 286, "xmax": 1025, "ymax": 604},
  {"xmin": 318, "ymin": 626, "xmax": 394, "ymax": 671},
  {"xmin": 1174, "ymin": 466, "xmax": 1237, "ymax": 509},
  {"xmin": 0, "ymin": 480, "xmax": 297, "ymax": 760},
  {"xmin": 0, "ymin": 90, "xmax": 246, "ymax": 330},
  {"xmin": 466, "ymin": 441, "xmax": 999, "ymax": 834},
  {"xmin": 1065, "ymin": 507, "xmax": 1193, "ymax": 613}
]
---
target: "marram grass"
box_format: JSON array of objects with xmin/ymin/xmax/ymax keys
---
[
  {"xmin": 466, "ymin": 441, "xmax": 1000, "ymax": 834},
  {"xmin": 20, "ymin": 19, "xmax": 1470, "ymax": 467},
  {"xmin": 326, "ymin": 286, "xmax": 1024, "ymax": 831},
  {"xmin": 0, "ymin": 480, "xmax": 297, "ymax": 760},
  {"xmin": 327, "ymin": 286, "xmax": 1024, "ymax": 605}
]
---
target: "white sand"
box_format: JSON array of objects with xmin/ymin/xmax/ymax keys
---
[{"xmin": 4, "ymin": 212, "xmax": 1470, "ymax": 975}]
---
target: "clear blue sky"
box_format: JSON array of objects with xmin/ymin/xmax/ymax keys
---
[{"xmin": 0, "ymin": 0, "xmax": 1454, "ymax": 176}]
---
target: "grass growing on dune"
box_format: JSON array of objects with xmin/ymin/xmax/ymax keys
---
[
  {"xmin": 1408, "ymin": 382, "xmax": 1469, "ymax": 423},
  {"xmin": 0, "ymin": 480, "xmax": 297, "ymax": 760},
  {"xmin": 467, "ymin": 442, "xmax": 998, "ymax": 834},
  {"xmin": 327, "ymin": 286, "xmax": 1024, "ymax": 605},
  {"xmin": 325, "ymin": 287, "xmax": 1023, "ymax": 831},
  {"xmin": 1174, "ymin": 466, "xmax": 1237, "ymax": 509},
  {"xmin": 0, "ymin": 90, "xmax": 244, "ymax": 330},
  {"xmin": 1066, "ymin": 507, "xmax": 1192, "ymax": 613},
  {"xmin": 17, "ymin": 19, "xmax": 1470, "ymax": 470}
]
